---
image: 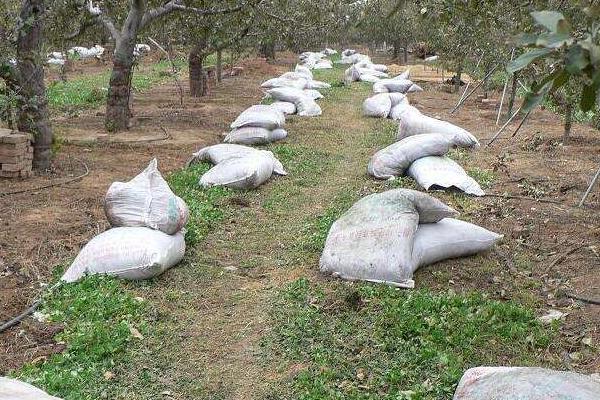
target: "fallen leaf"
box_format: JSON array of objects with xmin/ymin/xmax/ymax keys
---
[{"xmin": 129, "ymin": 326, "xmax": 144, "ymax": 339}]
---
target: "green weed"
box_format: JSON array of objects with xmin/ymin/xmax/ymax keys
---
[
  {"xmin": 167, "ymin": 163, "xmax": 233, "ymax": 246},
  {"xmin": 14, "ymin": 276, "xmax": 147, "ymax": 400},
  {"xmin": 265, "ymin": 278, "xmax": 558, "ymax": 400}
]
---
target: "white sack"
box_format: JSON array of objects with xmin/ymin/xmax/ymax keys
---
[
  {"xmin": 453, "ymin": 367, "xmax": 600, "ymax": 400},
  {"xmin": 200, "ymin": 151, "xmax": 286, "ymax": 189},
  {"xmin": 270, "ymin": 101, "xmax": 297, "ymax": 115},
  {"xmin": 61, "ymin": 227, "xmax": 185, "ymax": 282},
  {"xmin": 261, "ymin": 77, "xmax": 307, "ymax": 89},
  {"xmin": 342, "ymin": 49, "xmax": 356, "ymax": 56},
  {"xmin": 357, "ymin": 68, "xmax": 388, "ymax": 78},
  {"xmin": 105, "ymin": 159, "xmax": 189, "ymax": 235},
  {"xmin": 408, "ymin": 156, "xmax": 485, "ymax": 196},
  {"xmin": 396, "ymin": 105, "xmax": 479, "ymax": 148},
  {"xmin": 320, "ymin": 189, "xmax": 457, "ymax": 288},
  {"xmin": 374, "ymin": 79, "xmax": 422, "ymax": 94},
  {"xmin": 224, "ymin": 127, "xmax": 287, "ymax": 145},
  {"xmin": 363, "ymin": 93, "xmax": 392, "ymax": 118},
  {"xmin": 314, "ymin": 60, "xmax": 333, "ymax": 69},
  {"xmin": 190, "ymin": 143, "xmax": 259, "ymax": 165},
  {"xmin": 267, "ymin": 87, "xmax": 309, "ymax": 104},
  {"xmin": 305, "ymin": 80, "xmax": 331, "ymax": 90},
  {"xmin": 389, "ymin": 93, "xmax": 409, "ymax": 107},
  {"xmin": 412, "ymin": 218, "xmax": 501, "ymax": 271},
  {"xmin": 359, "ymin": 74, "xmax": 382, "ymax": 83},
  {"xmin": 0, "ymin": 378, "xmax": 62, "ymax": 400},
  {"xmin": 394, "ymin": 70, "xmax": 410, "ymax": 79},
  {"xmin": 368, "ymin": 133, "xmax": 460, "ymax": 179},
  {"xmin": 323, "ymin": 48, "xmax": 337, "ymax": 55},
  {"xmin": 230, "ymin": 105, "xmax": 285, "ymax": 130},
  {"xmin": 344, "ymin": 65, "xmax": 361, "ymax": 83},
  {"xmin": 294, "ymin": 64, "xmax": 313, "ymax": 80},
  {"xmin": 296, "ymin": 99, "xmax": 322, "ymax": 116},
  {"xmin": 372, "ymin": 63, "xmax": 388, "ymax": 72},
  {"xmin": 303, "ymin": 89, "xmax": 324, "ymax": 100}
]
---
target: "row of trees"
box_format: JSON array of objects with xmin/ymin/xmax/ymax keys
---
[
  {"xmin": 1, "ymin": 0, "xmax": 599, "ymax": 170},
  {"xmin": 0, "ymin": 0, "xmax": 354, "ymax": 169}
]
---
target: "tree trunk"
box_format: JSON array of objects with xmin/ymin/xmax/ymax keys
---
[
  {"xmin": 259, "ymin": 41, "xmax": 276, "ymax": 60},
  {"xmin": 392, "ymin": 40, "xmax": 400, "ymax": 60},
  {"xmin": 216, "ymin": 50, "xmax": 222, "ymax": 83},
  {"xmin": 403, "ymin": 45, "xmax": 408, "ymax": 65},
  {"xmin": 506, "ymin": 72, "xmax": 519, "ymax": 117},
  {"xmin": 189, "ymin": 44, "xmax": 208, "ymax": 97},
  {"xmin": 563, "ymin": 101, "xmax": 573, "ymax": 143},
  {"xmin": 455, "ymin": 63, "xmax": 463, "ymax": 94},
  {"xmin": 16, "ymin": 0, "xmax": 52, "ymax": 170},
  {"xmin": 105, "ymin": 38, "xmax": 135, "ymax": 132}
]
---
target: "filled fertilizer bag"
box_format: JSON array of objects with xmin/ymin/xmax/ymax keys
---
[
  {"xmin": 230, "ymin": 105, "xmax": 285, "ymax": 130},
  {"xmin": 0, "ymin": 378, "xmax": 62, "ymax": 400},
  {"xmin": 320, "ymin": 189, "xmax": 458, "ymax": 288},
  {"xmin": 189, "ymin": 143, "xmax": 259, "ymax": 166},
  {"xmin": 407, "ymin": 156, "xmax": 485, "ymax": 196},
  {"xmin": 395, "ymin": 105, "xmax": 479, "ymax": 148},
  {"xmin": 105, "ymin": 159, "xmax": 189, "ymax": 235},
  {"xmin": 199, "ymin": 151, "xmax": 286, "ymax": 189},
  {"xmin": 411, "ymin": 218, "xmax": 502, "ymax": 270},
  {"xmin": 453, "ymin": 367, "xmax": 600, "ymax": 400},
  {"xmin": 368, "ymin": 134, "xmax": 463, "ymax": 179},
  {"xmin": 61, "ymin": 227, "xmax": 185, "ymax": 282},
  {"xmin": 363, "ymin": 93, "xmax": 393, "ymax": 118},
  {"xmin": 224, "ymin": 127, "xmax": 288, "ymax": 145},
  {"xmin": 269, "ymin": 101, "xmax": 296, "ymax": 115}
]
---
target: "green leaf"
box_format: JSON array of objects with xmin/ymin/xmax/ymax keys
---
[
  {"xmin": 551, "ymin": 69, "xmax": 569, "ymax": 91},
  {"xmin": 536, "ymin": 32, "xmax": 573, "ymax": 48},
  {"xmin": 522, "ymin": 80, "xmax": 553, "ymax": 113},
  {"xmin": 531, "ymin": 11, "xmax": 568, "ymax": 33},
  {"xmin": 507, "ymin": 48, "xmax": 553, "ymax": 74},
  {"xmin": 516, "ymin": 33, "xmax": 539, "ymax": 46},
  {"xmin": 580, "ymin": 84, "xmax": 597, "ymax": 111},
  {"xmin": 565, "ymin": 45, "xmax": 589, "ymax": 74}
]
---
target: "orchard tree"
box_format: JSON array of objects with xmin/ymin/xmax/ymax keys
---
[
  {"xmin": 0, "ymin": 0, "xmax": 53, "ymax": 170},
  {"xmin": 85, "ymin": 0, "xmax": 250, "ymax": 132}
]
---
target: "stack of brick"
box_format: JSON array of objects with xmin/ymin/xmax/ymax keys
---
[{"xmin": 0, "ymin": 128, "xmax": 33, "ymax": 178}]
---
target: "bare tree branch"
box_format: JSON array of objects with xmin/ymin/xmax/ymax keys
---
[
  {"xmin": 141, "ymin": 0, "xmax": 250, "ymax": 28},
  {"xmin": 87, "ymin": 0, "xmax": 119, "ymax": 40}
]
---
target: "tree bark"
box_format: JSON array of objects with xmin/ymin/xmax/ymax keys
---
[
  {"xmin": 105, "ymin": 38, "xmax": 136, "ymax": 132},
  {"xmin": 563, "ymin": 101, "xmax": 573, "ymax": 143},
  {"xmin": 259, "ymin": 41, "xmax": 275, "ymax": 60},
  {"xmin": 403, "ymin": 44, "xmax": 408, "ymax": 65},
  {"xmin": 455, "ymin": 63, "xmax": 463, "ymax": 94},
  {"xmin": 16, "ymin": 0, "xmax": 53, "ymax": 170},
  {"xmin": 216, "ymin": 50, "xmax": 222, "ymax": 83},
  {"xmin": 392, "ymin": 40, "xmax": 400, "ymax": 61},
  {"xmin": 189, "ymin": 44, "xmax": 208, "ymax": 97},
  {"xmin": 506, "ymin": 72, "xmax": 519, "ymax": 117}
]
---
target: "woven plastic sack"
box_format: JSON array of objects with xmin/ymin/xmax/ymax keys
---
[
  {"xmin": 304, "ymin": 89, "xmax": 324, "ymax": 100},
  {"xmin": 314, "ymin": 60, "xmax": 333, "ymax": 69},
  {"xmin": 357, "ymin": 67, "xmax": 388, "ymax": 78},
  {"xmin": 368, "ymin": 133, "xmax": 460, "ymax": 179},
  {"xmin": 230, "ymin": 105, "xmax": 285, "ymax": 130},
  {"xmin": 305, "ymin": 80, "xmax": 331, "ymax": 89},
  {"xmin": 199, "ymin": 150, "xmax": 287, "ymax": 189},
  {"xmin": 294, "ymin": 64, "xmax": 313, "ymax": 80},
  {"xmin": 267, "ymin": 87, "xmax": 309, "ymax": 104},
  {"xmin": 396, "ymin": 105, "xmax": 479, "ymax": 148},
  {"xmin": 412, "ymin": 218, "xmax": 501, "ymax": 270},
  {"xmin": 189, "ymin": 143, "xmax": 259, "ymax": 166},
  {"xmin": 0, "ymin": 378, "xmax": 62, "ymax": 400},
  {"xmin": 261, "ymin": 77, "xmax": 307, "ymax": 89},
  {"xmin": 61, "ymin": 227, "xmax": 185, "ymax": 282},
  {"xmin": 374, "ymin": 79, "xmax": 423, "ymax": 94},
  {"xmin": 363, "ymin": 93, "xmax": 392, "ymax": 118},
  {"xmin": 408, "ymin": 156, "xmax": 485, "ymax": 196},
  {"xmin": 297, "ymin": 99, "xmax": 322, "ymax": 116},
  {"xmin": 453, "ymin": 367, "xmax": 600, "ymax": 400},
  {"xmin": 320, "ymin": 189, "xmax": 457, "ymax": 288},
  {"xmin": 270, "ymin": 101, "xmax": 296, "ymax": 115},
  {"xmin": 344, "ymin": 65, "xmax": 361, "ymax": 83},
  {"xmin": 105, "ymin": 159, "xmax": 189, "ymax": 235},
  {"xmin": 224, "ymin": 127, "xmax": 287, "ymax": 145},
  {"xmin": 360, "ymin": 74, "xmax": 382, "ymax": 83}
]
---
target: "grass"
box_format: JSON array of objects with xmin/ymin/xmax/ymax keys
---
[
  {"xmin": 167, "ymin": 162, "xmax": 233, "ymax": 246},
  {"xmin": 13, "ymin": 275, "xmax": 148, "ymax": 400},
  {"xmin": 47, "ymin": 59, "xmax": 187, "ymax": 113},
  {"xmin": 264, "ymin": 278, "xmax": 559, "ymax": 400}
]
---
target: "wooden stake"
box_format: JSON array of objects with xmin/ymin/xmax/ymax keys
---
[
  {"xmin": 578, "ymin": 164, "xmax": 600, "ymax": 207},
  {"xmin": 450, "ymin": 64, "xmax": 499, "ymax": 114},
  {"xmin": 452, "ymin": 54, "xmax": 484, "ymax": 112},
  {"xmin": 496, "ymin": 49, "xmax": 515, "ymax": 125},
  {"xmin": 486, "ymin": 106, "xmax": 521, "ymax": 146}
]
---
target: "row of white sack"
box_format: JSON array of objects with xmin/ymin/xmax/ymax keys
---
[
  {"xmin": 261, "ymin": 65, "xmax": 331, "ymax": 90},
  {"xmin": 5, "ymin": 367, "xmax": 600, "ymax": 400},
  {"xmin": 298, "ymin": 50, "xmax": 335, "ymax": 69},
  {"xmin": 320, "ymin": 189, "xmax": 498, "ymax": 288}
]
